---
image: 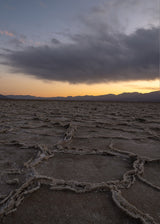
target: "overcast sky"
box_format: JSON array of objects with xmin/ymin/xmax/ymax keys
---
[{"xmin": 0, "ymin": 0, "xmax": 159, "ymax": 96}]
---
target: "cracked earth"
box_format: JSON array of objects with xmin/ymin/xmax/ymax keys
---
[{"xmin": 0, "ymin": 100, "xmax": 160, "ymax": 224}]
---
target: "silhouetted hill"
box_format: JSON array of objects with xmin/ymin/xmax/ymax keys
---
[
  {"xmin": 4, "ymin": 91, "xmax": 160, "ymax": 102},
  {"xmin": 0, "ymin": 94, "xmax": 8, "ymax": 99},
  {"xmin": 7, "ymin": 95, "xmax": 42, "ymax": 100}
]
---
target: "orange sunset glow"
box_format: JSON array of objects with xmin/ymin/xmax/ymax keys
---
[
  {"xmin": 0, "ymin": 0, "xmax": 159, "ymax": 98},
  {"xmin": 0, "ymin": 72, "xmax": 159, "ymax": 97}
]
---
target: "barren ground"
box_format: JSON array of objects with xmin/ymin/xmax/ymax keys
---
[{"xmin": 0, "ymin": 100, "xmax": 159, "ymax": 224}]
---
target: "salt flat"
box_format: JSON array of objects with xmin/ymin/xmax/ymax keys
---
[{"xmin": 0, "ymin": 100, "xmax": 159, "ymax": 224}]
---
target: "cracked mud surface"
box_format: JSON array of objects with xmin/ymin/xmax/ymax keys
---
[
  {"xmin": 36, "ymin": 153, "xmax": 130, "ymax": 183},
  {"xmin": 3, "ymin": 186, "xmax": 141, "ymax": 224},
  {"xmin": 0, "ymin": 100, "xmax": 160, "ymax": 224}
]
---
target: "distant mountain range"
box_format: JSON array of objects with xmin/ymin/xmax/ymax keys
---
[
  {"xmin": 0, "ymin": 91, "xmax": 160, "ymax": 102},
  {"xmin": 0, "ymin": 94, "xmax": 8, "ymax": 99}
]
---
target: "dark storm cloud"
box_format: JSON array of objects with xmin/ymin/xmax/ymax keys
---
[
  {"xmin": 2, "ymin": 27, "xmax": 159, "ymax": 84},
  {"xmin": 8, "ymin": 38, "xmax": 24, "ymax": 47},
  {"xmin": 51, "ymin": 38, "xmax": 61, "ymax": 45}
]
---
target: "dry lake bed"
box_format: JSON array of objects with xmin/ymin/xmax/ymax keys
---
[{"xmin": 0, "ymin": 100, "xmax": 160, "ymax": 224}]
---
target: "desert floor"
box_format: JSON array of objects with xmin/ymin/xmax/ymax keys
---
[{"xmin": 0, "ymin": 100, "xmax": 160, "ymax": 224}]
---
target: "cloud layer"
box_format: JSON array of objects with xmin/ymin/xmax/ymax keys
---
[
  {"xmin": 0, "ymin": 30, "xmax": 15, "ymax": 37},
  {"xmin": 2, "ymin": 26, "xmax": 159, "ymax": 84}
]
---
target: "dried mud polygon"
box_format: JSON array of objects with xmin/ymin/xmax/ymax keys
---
[
  {"xmin": 3, "ymin": 186, "xmax": 141, "ymax": 224},
  {"xmin": 0, "ymin": 100, "xmax": 160, "ymax": 224},
  {"xmin": 36, "ymin": 153, "xmax": 130, "ymax": 182}
]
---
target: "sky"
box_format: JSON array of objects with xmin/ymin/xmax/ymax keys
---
[{"xmin": 0, "ymin": 0, "xmax": 159, "ymax": 97}]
